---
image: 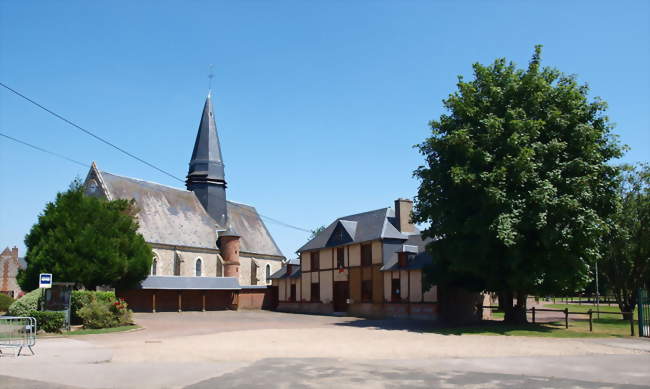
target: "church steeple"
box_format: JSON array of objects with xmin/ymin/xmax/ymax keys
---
[{"xmin": 186, "ymin": 92, "xmax": 228, "ymax": 227}]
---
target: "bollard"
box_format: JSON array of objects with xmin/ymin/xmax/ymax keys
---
[
  {"xmin": 564, "ymin": 308, "xmax": 569, "ymax": 329},
  {"xmin": 532, "ymin": 306, "xmax": 536, "ymax": 324},
  {"xmin": 630, "ymin": 313, "xmax": 635, "ymax": 337},
  {"xmin": 588, "ymin": 309, "xmax": 593, "ymax": 332}
]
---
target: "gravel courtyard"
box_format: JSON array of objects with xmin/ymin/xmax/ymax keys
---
[{"xmin": 1, "ymin": 310, "xmax": 649, "ymax": 388}]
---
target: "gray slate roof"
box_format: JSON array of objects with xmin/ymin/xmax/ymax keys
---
[
  {"xmin": 98, "ymin": 171, "xmax": 218, "ymax": 250},
  {"xmin": 227, "ymin": 201, "xmax": 284, "ymax": 258},
  {"xmin": 298, "ymin": 207, "xmax": 407, "ymax": 252},
  {"xmin": 269, "ymin": 265, "xmax": 301, "ymax": 279},
  {"xmin": 188, "ymin": 93, "xmax": 225, "ymax": 182},
  {"xmin": 381, "ymin": 234, "xmax": 434, "ymax": 271},
  {"xmin": 86, "ymin": 166, "xmax": 284, "ymax": 258},
  {"xmin": 139, "ymin": 276, "xmax": 240, "ymax": 290}
]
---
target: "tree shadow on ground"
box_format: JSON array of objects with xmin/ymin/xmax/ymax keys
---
[{"xmin": 332, "ymin": 317, "xmax": 557, "ymax": 335}]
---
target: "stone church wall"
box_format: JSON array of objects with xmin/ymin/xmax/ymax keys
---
[
  {"xmin": 238, "ymin": 255, "xmax": 283, "ymax": 286},
  {"xmin": 151, "ymin": 246, "xmax": 220, "ymax": 277}
]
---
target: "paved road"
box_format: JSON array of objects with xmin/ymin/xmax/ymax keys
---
[
  {"xmin": 188, "ymin": 358, "xmax": 650, "ymax": 389},
  {"xmin": 1, "ymin": 311, "xmax": 649, "ymax": 388}
]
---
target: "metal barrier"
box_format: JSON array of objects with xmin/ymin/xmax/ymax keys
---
[
  {"xmin": 639, "ymin": 289, "xmax": 649, "ymax": 338},
  {"xmin": 0, "ymin": 316, "xmax": 36, "ymax": 357}
]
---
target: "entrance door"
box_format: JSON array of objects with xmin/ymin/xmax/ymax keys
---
[{"xmin": 333, "ymin": 281, "xmax": 349, "ymax": 312}]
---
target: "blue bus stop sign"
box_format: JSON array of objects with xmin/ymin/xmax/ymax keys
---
[{"xmin": 39, "ymin": 273, "xmax": 53, "ymax": 289}]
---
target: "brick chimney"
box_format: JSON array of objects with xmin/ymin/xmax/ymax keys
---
[
  {"xmin": 394, "ymin": 198, "xmax": 415, "ymax": 233},
  {"xmin": 219, "ymin": 227, "xmax": 241, "ymax": 278},
  {"xmin": 11, "ymin": 246, "xmax": 18, "ymax": 258}
]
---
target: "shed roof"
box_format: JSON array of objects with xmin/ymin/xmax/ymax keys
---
[{"xmin": 138, "ymin": 276, "xmax": 240, "ymax": 290}]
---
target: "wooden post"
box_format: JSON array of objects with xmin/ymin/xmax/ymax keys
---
[
  {"xmin": 202, "ymin": 292, "xmax": 206, "ymax": 312},
  {"xmin": 152, "ymin": 292, "xmax": 157, "ymax": 313},
  {"xmin": 532, "ymin": 306, "xmax": 536, "ymax": 324},
  {"xmin": 564, "ymin": 308, "xmax": 569, "ymax": 329},
  {"xmin": 178, "ymin": 291, "xmax": 182, "ymax": 312},
  {"xmin": 588, "ymin": 309, "xmax": 593, "ymax": 332}
]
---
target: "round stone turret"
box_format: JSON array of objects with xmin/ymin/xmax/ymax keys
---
[{"xmin": 219, "ymin": 227, "xmax": 240, "ymax": 278}]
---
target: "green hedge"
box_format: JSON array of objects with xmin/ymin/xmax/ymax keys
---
[
  {"xmin": 0, "ymin": 293, "xmax": 14, "ymax": 312},
  {"xmin": 8, "ymin": 288, "xmax": 42, "ymax": 317},
  {"xmin": 71, "ymin": 290, "xmax": 115, "ymax": 324},
  {"xmin": 30, "ymin": 310, "xmax": 65, "ymax": 333},
  {"xmin": 77, "ymin": 297, "xmax": 132, "ymax": 329}
]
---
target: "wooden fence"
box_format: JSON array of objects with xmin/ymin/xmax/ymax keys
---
[{"xmin": 479, "ymin": 305, "xmax": 636, "ymax": 336}]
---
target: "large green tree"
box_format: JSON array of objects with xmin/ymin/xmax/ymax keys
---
[
  {"xmin": 601, "ymin": 164, "xmax": 650, "ymax": 320},
  {"xmin": 412, "ymin": 46, "xmax": 623, "ymax": 323},
  {"xmin": 18, "ymin": 179, "xmax": 153, "ymax": 291}
]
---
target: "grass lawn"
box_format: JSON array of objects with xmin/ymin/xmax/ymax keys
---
[
  {"xmin": 442, "ymin": 303, "xmax": 639, "ymax": 338},
  {"xmin": 430, "ymin": 320, "xmax": 614, "ymax": 338}
]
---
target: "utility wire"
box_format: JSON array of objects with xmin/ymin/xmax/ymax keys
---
[
  {"xmin": 0, "ymin": 81, "xmax": 184, "ymax": 183},
  {"xmin": 0, "ymin": 131, "xmax": 90, "ymax": 168},
  {"xmin": 0, "ymin": 82, "xmax": 312, "ymax": 233}
]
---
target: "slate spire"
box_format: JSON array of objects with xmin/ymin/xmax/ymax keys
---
[{"xmin": 186, "ymin": 92, "xmax": 228, "ymax": 227}]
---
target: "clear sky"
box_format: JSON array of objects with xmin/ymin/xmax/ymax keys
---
[{"xmin": 1, "ymin": 1, "xmax": 648, "ymax": 259}]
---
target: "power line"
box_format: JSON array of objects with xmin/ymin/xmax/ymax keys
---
[
  {"xmin": 0, "ymin": 81, "xmax": 312, "ymax": 233},
  {"xmin": 0, "ymin": 81, "xmax": 185, "ymax": 183},
  {"xmin": 0, "ymin": 131, "xmax": 90, "ymax": 168}
]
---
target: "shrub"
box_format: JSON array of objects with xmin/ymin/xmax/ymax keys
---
[
  {"xmin": 30, "ymin": 310, "xmax": 65, "ymax": 333},
  {"xmin": 71, "ymin": 290, "xmax": 115, "ymax": 324},
  {"xmin": 77, "ymin": 297, "xmax": 132, "ymax": 329},
  {"xmin": 8, "ymin": 288, "xmax": 42, "ymax": 317},
  {"xmin": 0, "ymin": 293, "xmax": 14, "ymax": 312}
]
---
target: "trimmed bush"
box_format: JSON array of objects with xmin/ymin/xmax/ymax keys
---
[
  {"xmin": 30, "ymin": 310, "xmax": 65, "ymax": 333},
  {"xmin": 0, "ymin": 293, "xmax": 14, "ymax": 312},
  {"xmin": 8, "ymin": 288, "xmax": 42, "ymax": 317},
  {"xmin": 71, "ymin": 290, "xmax": 115, "ymax": 324},
  {"xmin": 77, "ymin": 297, "xmax": 132, "ymax": 329}
]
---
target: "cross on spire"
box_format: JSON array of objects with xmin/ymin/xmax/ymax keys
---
[{"xmin": 208, "ymin": 64, "xmax": 214, "ymax": 94}]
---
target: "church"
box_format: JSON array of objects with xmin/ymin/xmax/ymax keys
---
[{"xmin": 83, "ymin": 92, "xmax": 285, "ymax": 311}]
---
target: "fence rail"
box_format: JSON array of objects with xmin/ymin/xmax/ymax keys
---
[
  {"xmin": 479, "ymin": 306, "xmax": 636, "ymax": 336},
  {"xmin": 0, "ymin": 316, "xmax": 37, "ymax": 357}
]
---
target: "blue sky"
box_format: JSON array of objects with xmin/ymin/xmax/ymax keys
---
[{"xmin": 1, "ymin": 1, "xmax": 648, "ymax": 259}]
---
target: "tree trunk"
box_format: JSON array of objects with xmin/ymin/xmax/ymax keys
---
[{"xmin": 503, "ymin": 291, "xmax": 528, "ymax": 324}]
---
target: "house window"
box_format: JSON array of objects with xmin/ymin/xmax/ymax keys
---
[
  {"xmin": 173, "ymin": 253, "xmax": 181, "ymax": 276},
  {"xmin": 216, "ymin": 258, "xmax": 223, "ymax": 277},
  {"xmin": 290, "ymin": 284, "xmax": 296, "ymax": 302},
  {"xmin": 336, "ymin": 247, "xmax": 345, "ymax": 269},
  {"xmin": 391, "ymin": 278, "xmax": 401, "ymax": 302},
  {"xmin": 311, "ymin": 282, "xmax": 320, "ymax": 302},
  {"xmin": 311, "ymin": 251, "xmax": 320, "ymax": 271},
  {"xmin": 361, "ymin": 244, "xmax": 372, "ymax": 266},
  {"xmin": 195, "ymin": 258, "xmax": 202, "ymax": 277},
  {"xmin": 150, "ymin": 256, "xmax": 158, "ymax": 276},
  {"xmin": 251, "ymin": 260, "xmax": 258, "ymax": 285},
  {"xmin": 266, "ymin": 264, "xmax": 271, "ymax": 284},
  {"xmin": 361, "ymin": 280, "xmax": 372, "ymax": 302}
]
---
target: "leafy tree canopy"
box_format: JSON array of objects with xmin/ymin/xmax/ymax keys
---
[
  {"xmin": 18, "ymin": 179, "xmax": 153, "ymax": 291},
  {"xmin": 413, "ymin": 46, "xmax": 624, "ymax": 322},
  {"xmin": 600, "ymin": 163, "xmax": 650, "ymax": 319}
]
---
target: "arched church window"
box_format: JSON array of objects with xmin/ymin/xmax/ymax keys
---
[
  {"xmin": 173, "ymin": 253, "xmax": 181, "ymax": 276},
  {"xmin": 151, "ymin": 255, "xmax": 158, "ymax": 276},
  {"xmin": 195, "ymin": 258, "xmax": 202, "ymax": 277},
  {"xmin": 216, "ymin": 257, "xmax": 223, "ymax": 277},
  {"xmin": 266, "ymin": 264, "xmax": 271, "ymax": 284}
]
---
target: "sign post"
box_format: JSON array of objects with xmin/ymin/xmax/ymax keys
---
[{"xmin": 39, "ymin": 273, "xmax": 53, "ymax": 289}]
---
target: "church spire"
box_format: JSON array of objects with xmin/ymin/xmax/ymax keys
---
[{"xmin": 186, "ymin": 93, "xmax": 228, "ymax": 227}]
